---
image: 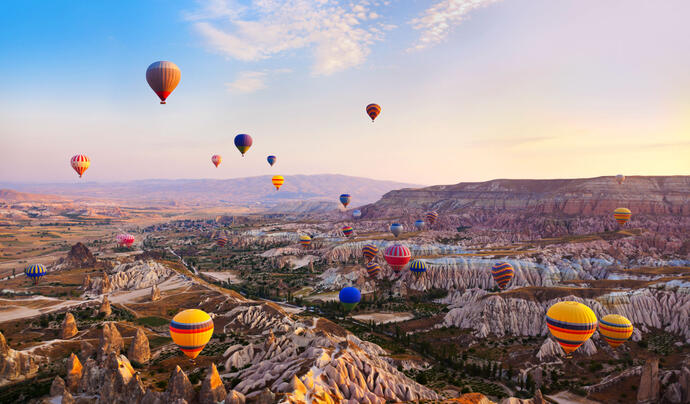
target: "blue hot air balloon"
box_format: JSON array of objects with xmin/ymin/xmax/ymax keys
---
[
  {"xmin": 339, "ymin": 287, "xmax": 361, "ymax": 312},
  {"xmin": 267, "ymin": 155, "xmax": 277, "ymax": 166},
  {"xmin": 390, "ymin": 223, "xmax": 403, "ymax": 238},
  {"xmin": 352, "ymin": 209, "xmax": 362, "ymax": 219},
  {"xmin": 234, "ymin": 134, "xmax": 253, "ymax": 156},
  {"xmin": 414, "ymin": 219, "xmax": 425, "ymax": 231},
  {"xmin": 339, "ymin": 194, "xmax": 351, "ymax": 208}
]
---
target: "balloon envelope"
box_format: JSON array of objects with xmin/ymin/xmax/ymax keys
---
[
  {"xmin": 212, "ymin": 155, "xmax": 222, "ymax": 167},
  {"xmin": 25, "ymin": 264, "xmax": 47, "ymax": 284},
  {"xmin": 272, "ymin": 175, "xmax": 284, "ymax": 190},
  {"xmin": 339, "ymin": 287, "xmax": 361, "ymax": 312},
  {"xmin": 491, "ymin": 262, "xmax": 514, "ymax": 290},
  {"xmin": 339, "ymin": 194, "xmax": 351, "ymax": 208},
  {"xmin": 615, "ymin": 174, "xmax": 625, "ymax": 184},
  {"xmin": 390, "ymin": 223, "xmax": 403, "ymax": 238},
  {"xmin": 299, "ymin": 235, "xmax": 312, "ymax": 248},
  {"xmin": 267, "ymin": 155, "xmax": 277, "ymax": 166},
  {"xmin": 234, "ymin": 134, "xmax": 253, "ymax": 156},
  {"xmin": 409, "ymin": 260, "xmax": 427, "ymax": 277},
  {"xmin": 70, "ymin": 155, "xmax": 90, "ymax": 178},
  {"xmin": 384, "ymin": 244, "xmax": 411, "ymax": 273},
  {"xmin": 352, "ymin": 209, "xmax": 362, "ymax": 219},
  {"xmin": 342, "ymin": 226, "xmax": 354, "ymax": 237},
  {"xmin": 613, "ymin": 208, "xmax": 632, "ymax": 226},
  {"xmin": 414, "ymin": 220, "xmax": 425, "ymax": 231},
  {"xmin": 169, "ymin": 309, "xmax": 214, "ymax": 359},
  {"xmin": 362, "ymin": 244, "xmax": 379, "ymax": 261},
  {"xmin": 146, "ymin": 61, "xmax": 180, "ymax": 104},
  {"xmin": 425, "ymin": 211, "xmax": 439, "ymax": 226},
  {"xmin": 366, "ymin": 262, "xmax": 381, "ymax": 278},
  {"xmin": 599, "ymin": 314, "xmax": 633, "ymax": 349},
  {"xmin": 366, "ymin": 103, "xmax": 381, "ymax": 122},
  {"xmin": 546, "ymin": 301, "xmax": 597, "ymax": 356}
]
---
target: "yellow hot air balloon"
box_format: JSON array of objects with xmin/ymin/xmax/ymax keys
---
[
  {"xmin": 599, "ymin": 314, "xmax": 633, "ymax": 349},
  {"xmin": 613, "ymin": 208, "xmax": 632, "ymax": 226},
  {"xmin": 272, "ymin": 175, "xmax": 284, "ymax": 191},
  {"xmin": 169, "ymin": 309, "xmax": 214, "ymax": 359},
  {"xmin": 546, "ymin": 301, "xmax": 597, "ymax": 356}
]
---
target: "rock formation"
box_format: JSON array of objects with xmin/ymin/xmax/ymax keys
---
[
  {"xmin": 54, "ymin": 242, "xmax": 99, "ymax": 270},
  {"xmin": 167, "ymin": 365, "xmax": 195, "ymax": 403},
  {"xmin": 86, "ymin": 260, "xmax": 173, "ymax": 294},
  {"xmin": 199, "ymin": 363, "xmax": 227, "ymax": 404},
  {"xmin": 82, "ymin": 273, "xmax": 91, "ymax": 289},
  {"xmin": 151, "ymin": 283, "xmax": 161, "ymax": 301},
  {"xmin": 65, "ymin": 352, "xmax": 82, "ymax": 392},
  {"xmin": 100, "ymin": 270, "xmax": 112, "ymax": 294},
  {"xmin": 61, "ymin": 312, "xmax": 78, "ymax": 339},
  {"xmin": 50, "ymin": 375, "xmax": 66, "ymax": 397},
  {"xmin": 127, "ymin": 327, "xmax": 150, "ymax": 364},
  {"xmin": 637, "ymin": 358, "xmax": 660, "ymax": 403},
  {"xmin": 99, "ymin": 295, "xmax": 112, "ymax": 317},
  {"xmin": 98, "ymin": 322, "xmax": 123, "ymax": 360},
  {"xmin": 225, "ymin": 390, "xmax": 246, "ymax": 404},
  {"xmin": 0, "ymin": 331, "xmax": 46, "ymax": 382},
  {"xmin": 79, "ymin": 340, "xmax": 95, "ymax": 360},
  {"xmin": 681, "ymin": 366, "xmax": 690, "ymax": 403}
]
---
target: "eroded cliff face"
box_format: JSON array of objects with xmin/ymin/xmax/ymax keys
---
[
  {"xmin": 0, "ymin": 331, "xmax": 47, "ymax": 384},
  {"xmin": 86, "ymin": 260, "xmax": 174, "ymax": 294}
]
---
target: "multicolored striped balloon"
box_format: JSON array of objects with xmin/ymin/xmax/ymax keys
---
[
  {"xmin": 362, "ymin": 244, "xmax": 379, "ymax": 261},
  {"xmin": 384, "ymin": 244, "xmax": 411, "ymax": 273},
  {"xmin": 414, "ymin": 219, "xmax": 425, "ymax": 231},
  {"xmin": 211, "ymin": 155, "xmax": 222, "ymax": 167},
  {"xmin": 272, "ymin": 175, "xmax": 284, "ymax": 190},
  {"xmin": 25, "ymin": 264, "xmax": 47, "ymax": 284},
  {"xmin": 491, "ymin": 262, "xmax": 514, "ymax": 290},
  {"xmin": 409, "ymin": 260, "xmax": 427, "ymax": 277},
  {"xmin": 70, "ymin": 155, "xmax": 90, "ymax": 178},
  {"xmin": 613, "ymin": 208, "xmax": 631, "ymax": 226},
  {"xmin": 390, "ymin": 223, "xmax": 403, "ymax": 238},
  {"xmin": 267, "ymin": 155, "xmax": 277, "ymax": 166},
  {"xmin": 299, "ymin": 235, "xmax": 311, "ymax": 248},
  {"xmin": 169, "ymin": 309, "xmax": 214, "ymax": 359},
  {"xmin": 546, "ymin": 301, "xmax": 597, "ymax": 356},
  {"xmin": 146, "ymin": 61, "xmax": 180, "ymax": 104},
  {"xmin": 342, "ymin": 226, "xmax": 354, "ymax": 237},
  {"xmin": 366, "ymin": 262, "xmax": 381, "ymax": 278},
  {"xmin": 599, "ymin": 314, "xmax": 633, "ymax": 349},
  {"xmin": 339, "ymin": 194, "xmax": 351, "ymax": 208},
  {"xmin": 339, "ymin": 287, "xmax": 361, "ymax": 312},
  {"xmin": 234, "ymin": 134, "xmax": 253, "ymax": 156},
  {"xmin": 215, "ymin": 235, "xmax": 228, "ymax": 247},
  {"xmin": 615, "ymin": 174, "xmax": 625, "ymax": 184},
  {"xmin": 425, "ymin": 211, "xmax": 439, "ymax": 226},
  {"xmin": 366, "ymin": 103, "xmax": 381, "ymax": 122}
]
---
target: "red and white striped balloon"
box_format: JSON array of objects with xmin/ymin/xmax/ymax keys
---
[
  {"xmin": 70, "ymin": 155, "xmax": 90, "ymax": 178},
  {"xmin": 384, "ymin": 244, "xmax": 411, "ymax": 273},
  {"xmin": 117, "ymin": 233, "xmax": 135, "ymax": 248}
]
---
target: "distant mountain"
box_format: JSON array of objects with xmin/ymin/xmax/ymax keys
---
[
  {"xmin": 362, "ymin": 176, "xmax": 690, "ymax": 217},
  {"xmin": 3, "ymin": 175, "xmax": 420, "ymax": 209},
  {"xmin": 0, "ymin": 189, "xmax": 64, "ymax": 202}
]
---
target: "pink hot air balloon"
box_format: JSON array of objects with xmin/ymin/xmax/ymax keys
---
[{"xmin": 211, "ymin": 155, "xmax": 222, "ymax": 168}]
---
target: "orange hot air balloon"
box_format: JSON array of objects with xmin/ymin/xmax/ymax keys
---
[
  {"xmin": 70, "ymin": 155, "xmax": 90, "ymax": 178},
  {"xmin": 366, "ymin": 103, "xmax": 381, "ymax": 122},
  {"xmin": 272, "ymin": 175, "xmax": 284, "ymax": 190},
  {"xmin": 211, "ymin": 155, "xmax": 222, "ymax": 168},
  {"xmin": 613, "ymin": 208, "xmax": 632, "ymax": 226},
  {"xmin": 146, "ymin": 61, "xmax": 181, "ymax": 104}
]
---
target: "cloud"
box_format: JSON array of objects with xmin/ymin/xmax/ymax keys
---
[
  {"xmin": 409, "ymin": 0, "xmax": 501, "ymax": 51},
  {"xmin": 189, "ymin": 0, "xmax": 388, "ymax": 75},
  {"xmin": 225, "ymin": 71, "xmax": 268, "ymax": 93}
]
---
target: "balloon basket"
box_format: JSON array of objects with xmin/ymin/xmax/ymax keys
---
[{"xmin": 160, "ymin": 101, "xmax": 166, "ymax": 104}]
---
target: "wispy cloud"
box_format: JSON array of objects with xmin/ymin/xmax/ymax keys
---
[
  {"xmin": 225, "ymin": 69, "xmax": 292, "ymax": 94},
  {"xmin": 189, "ymin": 0, "xmax": 389, "ymax": 76},
  {"xmin": 409, "ymin": 0, "xmax": 501, "ymax": 51}
]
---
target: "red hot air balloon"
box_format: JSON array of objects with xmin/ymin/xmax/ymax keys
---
[
  {"xmin": 384, "ymin": 244, "xmax": 411, "ymax": 273},
  {"xmin": 70, "ymin": 155, "xmax": 90, "ymax": 178},
  {"xmin": 211, "ymin": 155, "xmax": 222, "ymax": 168},
  {"xmin": 146, "ymin": 61, "xmax": 181, "ymax": 104}
]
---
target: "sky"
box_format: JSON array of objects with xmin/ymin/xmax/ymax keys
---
[{"xmin": 1, "ymin": 0, "xmax": 689, "ymax": 186}]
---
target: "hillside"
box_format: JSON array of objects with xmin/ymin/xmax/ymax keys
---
[
  {"xmin": 362, "ymin": 176, "xmax": 690, "ymax": 217},
  {"xmin": 3, "ymin": 175, "xmax": 420, "ymax": 208},
  {"xmin": 0, "ymin": 189, "xmax": 64, "ymax": 202}
]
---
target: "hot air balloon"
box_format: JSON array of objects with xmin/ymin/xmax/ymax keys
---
[
  {"xmin": 491, "ymin": 262, "xmax": 514, "ymax": 290},
  {"xmin": 146, "ymin": 61, "xmax": 181, "ymax": 104},
  {"xmin": 390, "ymin": 223, "xmax": 403, "ymax": 238},
  {"xmin": 215, "ymin": 235, "xmax": 228, "ymax": 247},
  {"xmin": 409, "ymin": 260, "xmax": 427, "ymax": 277},
  {"xmin": 25, "ymin": 264, "xmax": 47, "ymax": 285},
  {"xmin": 615, "ymin": 174, "xmax": 625, "ymax": 185},
  {"xmin": 425, "ymin": 211, "xmax": 438, "ymax": 226},
  {"xmin": 272, "ymin": 175, "xmax": 284, "ymax": 190},
  {"xmin": 613, "ymin": 208, "xmax": 631, "ymax": 226},
  {"xmin": 234, "ymin": 134, "xmax": 253, "ymax": 156},
  {"xmin": 70, "ymin": 155, "xmax": 90, "ymax": 178},
  {"xmin": 366, "ymin": 103, "xmax": 381, "ymax": 122},
  {"xmin": 384, "ymin": 244, "xmax": 411, "ymax": 273},
  {"xmin": 342, "ymin": 226, "xmax": 354, "ymax": 237},
  {"xmin": 117, "ymin": 234, "xmax": 135, "ymax": 248},
  {"xmin": 362, "ymin": 244, "xmax": 379, "ymax": 261},
  {"xmin": 169, "ymin": 309, "xmax": 214, "ymax": 359},
  {"xmin": 352, "ymin": 209, "xmax": 362, "ymax": 219},
  {"xmin": 267, "ymin": 155, "xmax": 277, "ymax": 166},
  {"xmin": 599, "ymin": 314, "xmax": 633, "ymax": 349},
  {"xmin": 366, "ymin": 262, "xmax": 381, "ymax": 278},
  {"xmin": 212, "ymin": 155, "xmax": 222, "ymax": 168},
  {"xmin": 414, "ymin": 220, "xmax": 425, "ymax": 231},
  {"xmin": 339, "ymin": 287, "xmax": 361, "ymax": 312},
  {"xmin": 546, "ymin": 301, "xmax": 597, "ymax": 357},
  {"xmin": 299, "ymin": 235, "xmax": 312, "ymax": 248},
  {"xmin": 339, "ymin": 194, "xmax": 351, "ymax": 208}
]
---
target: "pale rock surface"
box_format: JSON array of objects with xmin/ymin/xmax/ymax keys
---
[
  {"xmin": 167, "ymin": 365, "xmax": 195, "ymax": 403},
  {"xmin": 225, "ymin": 390, "xmax": 246, "ymax": 404},
  {"xmin": 151, "ymin": 284, "xmax": 161, "ymax": 301},
  {"xmin": 0, "ymin": 331, "xmax": 46, "ymax": 382},
  {"xmin": 637, "ymin": 358, "xmax": 660, "ymax": 403},
  {"xmin": 50, "ymin": 375, "xmax": 67, "ymax": 396},
  {"xmin": 127, "ymin": 327, "xmax": 150, "ymax": 364},
  {"xmin": 199, "ymin": 363, "xmax": 227, "ymax": 404},
  {"xmin": 99, "ymin": 295, "xmax": 112, "ymax": 317},
  {"xmin": 79, "ymin": 340, "xmax": 95, "ymax": 360},
  {"xmin": 61, "ymin": 312, "xmax": 78, "ymax": 339},
  {"xmin": 98, "ymin": 322, "xmax": 123, "ymax": 360}
]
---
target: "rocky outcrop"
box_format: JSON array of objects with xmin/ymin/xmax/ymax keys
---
[
  {"xmin": 65, "ymin": 353, "xmax": 82, "ymax": 392},
  {"xmin": 61, "ymin": 312, "xmax": 78, "ymax": 339},
  {"xmin": 98, "ymin": 322, "xmax": 123, "ymax": 360},
  {"xmin": 151, "ymin": 284, "xmax": 161, "ymax": 301},
  {"xmin": 199, "ymin": 363, "xmax": 227, "ymax": 404},
  {"xmin": 99, "ymin": 295, "xmax": 112, "ymax": 317},
  {"xmin": 681, "ymin": 366, "xmax": 690, "ymax": 403},
  {"xmin": 50, "ymin": 375, "xmax": 66, "ymax": 397},
  {"xmin": 87, "ymin": 261, "xmax": 173, "ymax": 294},
  {"xmin": 82, "ymin": 273, "xmax": 91, "ymax": 289},
  {"xmin": 80, "ymin": 340, "xmax": 95, "ymax": 360},
  {"xmin": 127, "ymin": 328, "xmax": 150, "ymax": 364},
  {"xmin": 100, "ymin": 271, "xmax": 112, "ymax": 294},
  {"xmin": 637, "ymin": 358, "xmax": 660, "ymax": 403},
  {"xmin": 226, "ymin": 390, "xmax": 246, "ymax": 404},
  {"xmin": 0, "ymin": 331, "xmax": 46, "ymax": 382},
  {"xmin": 62, "ymin": 242, "xmax": 98, "ymax": 268},
  {"xmin": 167, "ymin": 365, "xmax": 194, "ymax": 403}
]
